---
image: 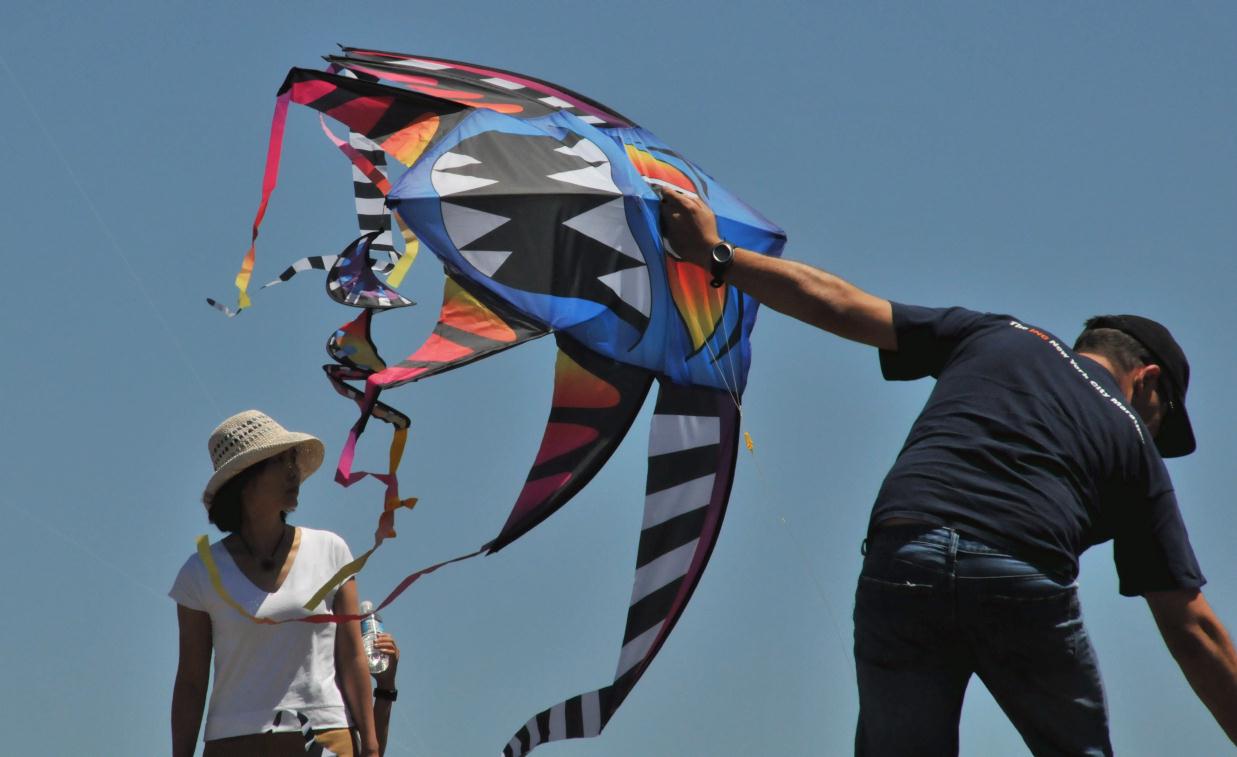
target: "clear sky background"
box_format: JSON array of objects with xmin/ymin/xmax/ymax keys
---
[{"xmin": 2, "ymin": 3, "xmax": 1236, "ymax": 755}]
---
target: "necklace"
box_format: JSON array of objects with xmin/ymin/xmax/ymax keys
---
[{"xmin": 239, "ymin": 525, "xmax": 288, "ymax": 571}]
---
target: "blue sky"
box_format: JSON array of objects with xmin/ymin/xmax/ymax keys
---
[{"xmin": 2, "ymin": 3, "xmax": 1236, "ymax": 755}]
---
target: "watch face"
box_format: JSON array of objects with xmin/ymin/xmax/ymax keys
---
[{"xmin": 711, "ymin": 243, "xmax": 734, "ymax": 263}]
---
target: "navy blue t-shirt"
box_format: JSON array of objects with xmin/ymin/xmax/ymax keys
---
[{"xmin": 872, "ymin": 303, "xmax": 1204, "ymax": 595}]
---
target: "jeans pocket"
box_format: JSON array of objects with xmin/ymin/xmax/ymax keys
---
[
  {"xmin": 861, "ymin": 538, "xmax": 948, "ymax": 588},
  {"xmin": 857, "ymin": 574, "xmax": 936, "ymax": 593},
  {"xmin": 976, "ymin": 585, "xmax": 1090, "ymax": 666},
  {"xmin": 854, "ymin": 576, "xmax": 951, "ymax": 668}
]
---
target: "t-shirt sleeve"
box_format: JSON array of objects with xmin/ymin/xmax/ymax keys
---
[
  {"xmin": 878, "ymin": 304, "xmax": 994, "ymax": 381},
  {"xmin": 1113, "ymin": 456, "xmax": 1206, "ymax": 596},
  {"xmin": 333, "ymin": 532, "xmax": 355, "ymax": 571},
  {"xmin": 168, "ymin": 553, "xmax": 206, "ymax": 612},
  {"xmin": 326, "ymin": 532, "xmax": 357, "ymax": 612}
]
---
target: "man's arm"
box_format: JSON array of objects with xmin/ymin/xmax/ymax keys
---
[
  {"xmin": 1145, "ymin": 589, "xmax": 1237, "ymax": 744},
  {"xmin": 658, "ymin": 187, "xmax": 896, "ymax": 350}
]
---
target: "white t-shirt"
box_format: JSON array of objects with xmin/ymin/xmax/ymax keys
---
[{"xmin": 169, "ymin": 527, "xmax": 354, "ymax": 741}]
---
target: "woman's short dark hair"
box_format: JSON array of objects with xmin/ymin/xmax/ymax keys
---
[{"xmin": 205, "ymin": 458, "xmax": 286, "ymax": 532}]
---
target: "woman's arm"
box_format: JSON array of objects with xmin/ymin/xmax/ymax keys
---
[
  {"xmin": 370, "ymin": 633, "xmax": 401, "ymax": 756},
  {"xmin": 171, "ymin": 605, "xmax": 212, "ymax": 757},
  {"xmin": 334, "ymin": 580, "xmax": 380, "ymax": 757}
]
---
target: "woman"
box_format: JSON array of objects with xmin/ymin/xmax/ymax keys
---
[{"xmin": 170, "ymin": 410, "xmax": 380, "ymax": 756}]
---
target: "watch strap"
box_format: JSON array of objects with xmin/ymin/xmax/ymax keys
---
[{"xmin": 709, "ymin": 242, "xmax": 735, "ymax": 288}]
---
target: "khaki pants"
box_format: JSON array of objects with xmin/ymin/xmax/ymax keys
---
[{"xmin": 203, "ymin": 728, "xmax": 356, "ymax": 756}]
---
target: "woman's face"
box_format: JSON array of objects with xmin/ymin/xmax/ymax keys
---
[{"xmin": 243, "ymin": 447, "xmax": 301, "ymax": 514}]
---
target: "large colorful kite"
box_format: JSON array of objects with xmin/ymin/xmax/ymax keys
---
[{"xmin": 220, "ymin": 47, "xmax": 785, "ymax": 755}]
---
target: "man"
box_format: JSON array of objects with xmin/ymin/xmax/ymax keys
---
[{"xmin": 658, "ymin": 187, "xmax": 1237, "ymax": 755}]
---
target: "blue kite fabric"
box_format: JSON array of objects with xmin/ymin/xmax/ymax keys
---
[{"xmin": 223, "ymin": 47, "xmax": 785, "ymax": 755}]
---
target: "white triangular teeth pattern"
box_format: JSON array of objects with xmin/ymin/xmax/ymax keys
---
[
  {"xmin": 555, "ymin": 138, "xmax": 608, "ymax": 165},
  {"xmin": 431, "ymin": 170, "xmax": 498, "ymax": 197},
  {"xmin": 441, "ymin": 202, "xmax": 511, "ymax": 250},
  {"xmin": 461, "ymin": 250, "xmax": 513, "ymax": 278},
  {"xmin": 597, "ymin": 267, "xmax": 651, "ymax": 317},
  {"xmin": 563, "ymin": 197, "xmax": 645, "ymax": 263},
  {"xmin": 546, "ymin": 166, "xmax": 620, "ymax": 194},
  {"xmin": 434, "ymin": 151, "xmax": 482, "ymax": 170}
]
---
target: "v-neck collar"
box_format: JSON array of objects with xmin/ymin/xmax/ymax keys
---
[{"xmin": 223, "ymin": 526, "xmax": 302, "ymax": 594}]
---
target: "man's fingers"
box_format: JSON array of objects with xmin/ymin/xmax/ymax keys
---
[{"xmin": 656, "ymin": 184, "xmax": 688, "ymax": 206}]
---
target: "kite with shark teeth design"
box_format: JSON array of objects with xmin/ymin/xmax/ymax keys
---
[{"xmin": 214, "ymin": 47, "xmax": 786, "ymax": 756}]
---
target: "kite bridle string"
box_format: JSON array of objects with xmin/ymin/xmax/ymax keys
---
[
  {"xmin": 699, "ymin": 284, "xmax": 745, "ymax": 413},
  {"xmin": 700, "ymin": 286, "xmax": 852, "ymax": 669}
]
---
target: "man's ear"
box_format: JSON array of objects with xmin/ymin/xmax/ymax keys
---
[{"xmin": 1135, "ymin": 363, "xmax": 1162, "ymax": 397}]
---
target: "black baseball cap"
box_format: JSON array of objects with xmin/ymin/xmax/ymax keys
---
[{"xmin": 1086, "ymin": 315, "xmax": 1195, "ymax": 457}]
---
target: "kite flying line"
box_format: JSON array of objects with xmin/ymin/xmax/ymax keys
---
[
  {"xmin": 702, "ymin": 307, "xmax": 852, "ymax": 665},
  {"xmin": 1, "ymin": 496, "xmax": 165, "ymax": 601},
  {"xmin": 699, "ymin": 293, "xmax": 852, "ymax": 665},
  {"xmin": 0, "ymin": 50, "xmax": 231, "ymax": 604},
  {"xmin": 0, "ymin": 50, "xmax": 222, "ymax": 418}
]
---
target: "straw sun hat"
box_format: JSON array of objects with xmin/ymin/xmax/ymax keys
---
[{"xmin": 202, "ymin": 410, "xmax": 325, "ymax": 508}]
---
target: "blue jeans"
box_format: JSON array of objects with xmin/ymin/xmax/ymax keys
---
[{"xmin": 853, "ymin": 526, "xmax": 1112, "ymax": 757}]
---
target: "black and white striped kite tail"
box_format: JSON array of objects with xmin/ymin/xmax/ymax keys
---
[
  {"xmin": 502, "ymin": 379, "xmax": 741, "ymax": 757},
  {"xmin": 269, "ymin": 710, "xmax": 340, "ymax": 756},
  {"xmin": 263, "ymin": 130, "xmax": 398, "ymax": 290},
  {"xmin": 262, "ymin": 254, "xmax": 339, "ymax": 288},
  {"xmin": 348, "ymin": 131, "xmax": 399, "ymax": 267},
  {"xmin": 262, "ymin": 254, "xmax": 397, "ymax": 289},
  {"xmin": 502, "ymin": 686, "xmax": 614, "ymax": 757},
  {"xmin": 333, "ymin": 65, "xmax": 398, "ymax": 267}
]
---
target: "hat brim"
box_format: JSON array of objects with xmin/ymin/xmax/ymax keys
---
[
  {"xmin": 1156, "ymin": 402, "xmax": 1196, "ymax": 458},
  {"xmin": 202, "ymin": 433, "xmax": 325, "ymax": 505}
]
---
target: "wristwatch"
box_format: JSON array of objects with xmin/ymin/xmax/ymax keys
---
[
  {"xmin": 374, "ymin": 687, "xmax": 398, "ymax": 702},
  {"xmin": 709, "ymin": 241, "xmax": 735, "ymax": 288}
]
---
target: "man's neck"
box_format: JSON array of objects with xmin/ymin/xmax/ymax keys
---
[{"xmin": 1077, "ymin": 351, "xmax": 1133, "ymax": 401}]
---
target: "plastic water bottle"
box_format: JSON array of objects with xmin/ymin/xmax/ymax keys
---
[{"xmin": 359, "ymin": 600, "xmax": 389, "ymax": 674}]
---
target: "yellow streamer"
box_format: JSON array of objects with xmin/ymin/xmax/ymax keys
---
[
  {"xmin": 388, "ymin": 427, "xmax": 408, "ymax": 476},
  {"xmin": 302, "ymin": 547, "xmax": 375, "ymax": 611},
  {"xmin": 744, "ymin": 431, "xmax": 755, "ymax": 453},
  {"xmin": 385, "ymin": 215, "xmax": 420, "ymax": 288},
  {"xmin": 196, "ymin": 535, "xmax": 278, "ymax": 624},
  {"xmin": 302, "ymin": 425, "xmax": 417, "ymax": 609},
  {"xmin": 197, "ymin": 533, "xmax": 359, "ymax": 622}
]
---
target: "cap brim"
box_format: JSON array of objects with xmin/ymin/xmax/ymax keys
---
[{"xmin": 1155, "ymin": 402, "xmax": 1196, "ymax": 458}]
